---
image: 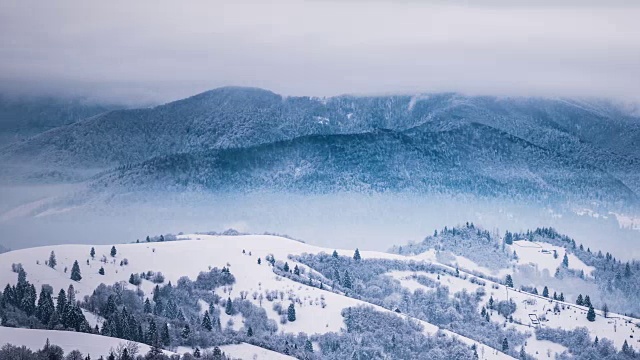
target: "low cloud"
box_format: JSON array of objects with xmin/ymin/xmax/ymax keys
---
[{"xmin": 1, "ymin": 0, "xmax": 639, "ymax": 104}]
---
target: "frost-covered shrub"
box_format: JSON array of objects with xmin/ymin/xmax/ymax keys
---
[
  {"xmin": 496, "ymin": 299, "xmax": 517, "ymax": 318},
  {"xmin": 152, "ymin": 272, "xmax": 166, "ymax": 284}
]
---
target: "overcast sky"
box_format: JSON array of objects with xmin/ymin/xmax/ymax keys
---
[{"xmin": 1, "ymin": 0, "xmax": 639, "ymax": 105}]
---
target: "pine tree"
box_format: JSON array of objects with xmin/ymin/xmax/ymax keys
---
[
  {"xmin": 576, "ymin": 294, "xmax": 584, "ymax": 306},
  {"xmin": 343, "ymin": 270, "xmax": 352, "ymax": 289},
  {"xmin": 353, "ymin": 248, "xmax": 361, "ymax": 261},
  {"xmin": 98, "ymin": 267, "xmax": 105, "ymax": 275},
  {"xmin": 587, "ymin": 305, "xmax": 596, "ymax": 322},
  {"xmin": 504, "ymin": 231, "xmax": 513, "ymax": 245},
  {"xmin": 70, "ymin": 260, "xmax": 82, "ymax": 281},
  {"xmin": 333, "ymin": 268, "xmax": 341, "ymax": 284},
  {"xmin": 502, "ymin": 338, "xmax": 509, "ymax": 352},
  {"xmin": 505, "ymin": 275, "xmax": 514, "ymax": 288},
  {"xmin": 283, "ymin": 262, "xmax": 290, "ymax": 272},
  {"xmin": 293, "ymin": 265, "xmax": 300, "ymax": 276},
  {"xmin": 56, "ymin": 288, "xmax": 67, "ymax": 314},
  {"xmin": 147, "ymin": 319, "xmax": 158, "ymax": 345},
  {"xmin": 161, "ymin": 323, "xmax": 170, "ymax": 346},
  {"xmin": 584, "ymin": 295, "xmax": 592, "ymax": 308},
  {"xmin": 257, "ymin": 258, "xmax": 261, "ymax": 265},
  {"xmin": 48, "ymin": 251, "xmax": 57, "ymax": 269},
  {"xmin": 542, "ymin": 286, "xmax": 549, "ymax": 298},
  {"xmin": 332, "ymin": 250, "xmax": 338, "ymax": 258},
  {"xmin": 181, "ymin": 324, "xmax": 190, "ymax": 339},
  {"xmin": 562, "ymin": 253, "xmax": 569, "ymax": 267},
  {"xmin": 287, "ymin": 303, "xmax": 296, "ymax": 322},
  {"xmin": 110, "ymin": 246, "xmax": 117, "ymax": 257},
  {"xmin": 304, "ymin": 339, "xmax": 313, "ymax": 352},
  {"xmin": 193, "ymin": 348, "xmax": 201, "ymax": 358},
  {"xmin": 559, "ymin": 292, "xmax": 565, "ymax": 302},
  {"xmin": 622, "ymin": 340, "xmax": 630, "ymax": 353},
  {"xmin": 602, "ymin": 303, "xmax": 609, "ymax": 318},
  {"xmin": 225, "ymin": 297, "xmax": 233, "ymax": 315},
  {"xmin": 36, "ymin": 286, "xmax": 55, "ymax": 324},
  {"xmin": 202, "ymin": 310, "xmax": 212, "ymax": 331},
  {"xmin": 90, "ymin": 247, "xmax": 95, "ymax": 259},
  {"xmin": 625, "ymin": 262, "xmax": 632, "ymax": 277},
  {"xmin": 519, "ymin": 346, "xmax": 527, "ymax": 359},
  {"xmin": 22, "ymin": 283, "xmax": 37, "ymax": 316},
  {"xmin": 105, "ymin": 295, "xmax": 117, "ymax": 316},
  {"xmin": 594, "ymin": 336, "xmax": 599, "ymax": 345},
  {"xmin": 247, "ymin": 326, "xmax": 253, "ymax": 337},
  {"xmin": 211, "ymin": 347, "xmax": 222, "ymax": 360}
]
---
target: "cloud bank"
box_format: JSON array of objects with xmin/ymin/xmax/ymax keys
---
[{"xmin": 1, "ymin": 0, "xmax": 639, "ymax": 104}]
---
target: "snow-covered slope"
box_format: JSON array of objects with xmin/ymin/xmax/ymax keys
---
[
  {"xmin": 0, "ymin": 326, "xmax": 160, "ymax": 358},
  {"xmin": 0, "ymin": 234, "xmax": 512, "ymax": 359},
  {"xmin": 3, "ymin": 233, "xmax": 637, "ymax": 359}
]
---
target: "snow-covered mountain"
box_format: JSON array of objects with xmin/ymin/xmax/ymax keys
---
[
  {"xmin": 1, "ymin": 225, "xmax": 638, "ymax": 359},
  {"xmin": 0, "ymin": 94, "xmax": 120, "ymax": 147},
  {"xmin": 1, "ymin": 87, "xmax": 638, "ymax": 209}
]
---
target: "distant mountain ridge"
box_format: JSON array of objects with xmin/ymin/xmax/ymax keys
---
[
  {"xmin": 95, "ymin": 121, "xmax": 637, "ymax": 206},
  {"xmin": 0, "ymin": 94, "xmax": 121, "ymax": 147},
  {"xmin": 1, "ymin": 87, "xmax": 639, "ymax": 207}
]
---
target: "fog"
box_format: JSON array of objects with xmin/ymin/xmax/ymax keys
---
[
  {"xmin": 1, "ymin": 185, "xmax": 638, "ymax": 260},
  {"xmin": 1, "ymin": 0, "xmax": 640, "ymax": 105}
]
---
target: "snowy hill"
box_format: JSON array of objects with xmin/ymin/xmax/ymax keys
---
[
  {"xmin": 1, "ymin": 228, "xmax": 639, "ymax": 359},
  {"xmin": 0, "ymin": 233, "xmax": 511, "ymax": 359},
  {"xmin": 0, "ymin": 326, "xmax": 297, "ymax": 360}
]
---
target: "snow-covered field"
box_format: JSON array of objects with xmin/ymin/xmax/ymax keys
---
[
  {"xmin": 2, "ymin": 233, "xmax": 636, "ymax": 359},
  {"xmin": 0, "ymin": 326, "xmax": 160, "ymax": 358},
  {"xmin": 176, "ymin": 343, "xmax": 296, "ymax": 360},
  {"xmin": 0, "ymin": 234, "xmax": 512, "ymax": 359},
  {"xmin": 509, "ymin": 240, "xmax": 595, "ymax": 277},
  {"xmin": 389, "ymin": 265, "xmax": 640, "ymax": 357}
]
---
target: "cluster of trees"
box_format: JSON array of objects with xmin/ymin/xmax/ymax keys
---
[
  {"xmin": 0, "ymin": 340, "xmax": 236, "ymax": 360},
  {"xmin": 536, "ymin": 327, "xmax": 640, "ymax": 359},
  {"xmin": 1, "ymin": 267, "xmax": 90, "ymax": 332},
  {"xmin": 80, "ymin": 266, "xmax": 237, "ymax": 351},
  {"xmin": 293, "ymin": 252, "xmax": 529, "ymax": 357},
  {"xmin": 390, "ymin": 224, "xmax": 512, "ymax": 271}
]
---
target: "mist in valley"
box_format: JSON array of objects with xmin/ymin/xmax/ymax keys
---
[{"xmin": 1, "ymin": 184, "xmax": 638, "ymax": 260}]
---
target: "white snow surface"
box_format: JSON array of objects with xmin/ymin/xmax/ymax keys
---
[
  {"xmin": 509, "ymin": 240, "xmax": 595, "ymax": 277},
  {"xmin": 0, "ymin": 234, "xmax": 514, "ymax": 359},
  {"xmin": 176, "ymin": 343, "xmax": 296, "ymax": 360},
  {"xmin": 0, "ymin": 326, "xmax": 160, "ymax": 358},
  {"xmin": 389, "ymin": 267, "xmax": 640, "ymax": 358}
]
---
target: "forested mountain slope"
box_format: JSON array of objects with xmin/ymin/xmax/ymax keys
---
[
  {"xmin": 0, "ymin": 94, "xmax": 119, "ymax": 147},
  {"xmin": 95, "ymin": 122, "xmax": 637, "ymax": 206},
  {"xmin": 2, "ymin": 87, "xmax": 639, "ymax": 206}
]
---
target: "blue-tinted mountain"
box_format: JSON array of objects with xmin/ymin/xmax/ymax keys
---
[
  {"xmin": 94, "ymin": 121, "xmax": 637, "ymax": 207},
  {"xmin": 0, "ymin": 94, "xmax": 120, "ymax": 146},
  {"xmin": 1, "ymin": 87, "xmax": 639, "ymax": 205}
]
